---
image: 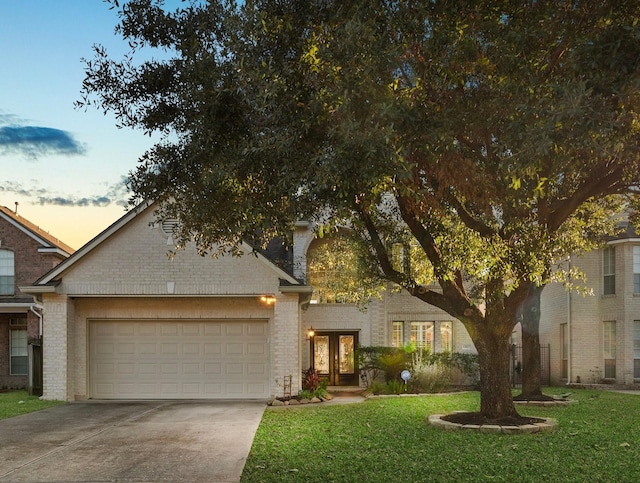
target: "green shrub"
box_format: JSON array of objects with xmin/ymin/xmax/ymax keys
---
[
  {"xmin": 377, "ymin": 351, "xmax": 410, "ymax": 382},
  {"xmin": 358, "ymin": 345, "xmax": 480, "ymax": 391},
  {"xmin": 385, "ymin": 379, "xmax": 406, "ymax": 395},
  {"xmin": 299, "ymin": 389, "xmax": 314, "ymax": 399},
  {"xmin": 357, "ymin": 346, "xmax": 410, "ymax": 385},
  {"xmin": 367, "ymin": 381, "xmax": 387, "ymax": 395},
  {"xmin": 409, "ymin": 364, "xmax": 450, "ymax": 393}
]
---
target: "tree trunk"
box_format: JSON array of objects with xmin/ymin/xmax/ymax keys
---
[
  {"xmin": 474, "ymin": 327, "xmax": 520, "ymax": 420},
  {"xmin": 518, "ymin": 283, "xmax": 544, "ymax": 399}
]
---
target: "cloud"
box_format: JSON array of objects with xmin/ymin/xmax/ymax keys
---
[
  {"xmin": 0, "ymin": 178, "xmax": 130, "ymax": 208},
  {"xmin": 0, "ymin": 125, "xmax": 87, "ymax": 159}
]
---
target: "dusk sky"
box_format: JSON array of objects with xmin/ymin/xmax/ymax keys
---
[{"xmin": 1, "ymin": 1, "xmax": 178, "ymax": 249}]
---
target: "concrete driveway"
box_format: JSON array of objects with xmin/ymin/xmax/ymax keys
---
[{"xmin": 0, "ymin": 400, "xmax": 266, "ymax": 483}]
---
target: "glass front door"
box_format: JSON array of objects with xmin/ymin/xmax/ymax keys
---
[{"xmin": 312, "ymin": 332, "xmax": 359, "ymax": 386}]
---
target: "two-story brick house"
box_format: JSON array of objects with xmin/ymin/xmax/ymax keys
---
[
  {"xmin": 0, "ymin": 205, "xmax": 73, "ymax": 393},
  {"xmin": 23, "ymin": 202, "xmax": 474, "ymax": 401},
  {"xmin": 540, "ymin": 222, "xmax": 640, "ymax": 386}
]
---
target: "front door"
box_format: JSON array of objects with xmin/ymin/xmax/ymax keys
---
[{"xmin": 312, "ymin": 332, "xmax": 359, "ymax": 386}]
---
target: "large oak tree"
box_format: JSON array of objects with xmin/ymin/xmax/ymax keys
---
[{"xmin": 79, "ymin": 0, "xmax": 640, "ymax": 420}]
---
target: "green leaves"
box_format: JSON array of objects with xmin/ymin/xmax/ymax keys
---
[{"xmin": 82, "ymin": 1, "xmax": 640, "ymax": 416}]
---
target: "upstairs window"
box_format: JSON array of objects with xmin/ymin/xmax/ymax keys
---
[
  {"xmin": 603, "ymin": 246, "xmax": 615, "ymax": 295},
  {"xmin": 307, "ymin": 234, "xmax": 373, "ymax": 304},
  {"xmin": 0, "ymin": 249, "xmax": 15, "ymax": 295}
]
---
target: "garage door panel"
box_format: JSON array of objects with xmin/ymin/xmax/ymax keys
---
[
  {"xmin": 91, "ymin": 320, "xmax": 269, "ymax": 399},
  {"xmin": 248, "ymin": 324, "xmax": 268, "ymax": 336},
  {"xmin": 182, "ymin": 324, "xmax": 200, "ymax": 336},
  {"xmin": 138, "ymin": 325, "xmax": 157, "ymax": 336},
  {"xmin": 225, "ymin": 325, "xmax": 244, "ymax": 336},
  {"xmin": 117, "ymin": 325, "xmax": 135, "ymax": 336}
]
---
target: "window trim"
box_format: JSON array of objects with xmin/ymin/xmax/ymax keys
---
[
  {"xmin": 0, "ymin": 249, "xmax": 15, "ymax": 296},
  {"xmin": 560, "ymin": 323, "xmax": 568, "ymax": 379},
  {"xmin": 10, "ymin": 328, "xmax": 28, "ymax": 376},
  {"xmin": 391, "ymin": 321, "xmax": 404, "ymax": 348},
  {"xmin": 634, "ymin": 246, "xmax": 640, "ymax": 294},
  {"xmin": 634, "ymin": 320, "xmax": 640, "ymax": 380},
  {"xmin": 603, "ymin": 320, "xmax": 616, "ymax": 379},
  {"xmin": 439, "ymin": 321, "xmax": 453, "ymax": 352},
  {"xmin": 603, "ymin": 246, "xmax": 616, "ymax": 295},
  {"xmin": 410, "ymin": 321, "xmax": 434, "ymax": 352}
]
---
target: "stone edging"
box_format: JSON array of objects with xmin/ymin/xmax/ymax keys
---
[
  {"xmin": 268, "ymin": 396, "xmax": 326, "ymax": 406},
  {"xmin": 428, "ymin": 412, "xmax": 557, "ymax": 434},
  {"xmin": 513, "ymin": 398, "xmax": 577, "ymax": 407}
]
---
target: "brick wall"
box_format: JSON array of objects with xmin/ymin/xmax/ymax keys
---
[
  {"xmin": 540, "ymin": 241, "xmax": 640, "ymax": 386},
  {"xmin": 1, "ymin": 215, "xmax": 64, "ymax": 390},
  {"xmin": 41, "ymin": 293, "xmax": 69, "ymax": 400}
]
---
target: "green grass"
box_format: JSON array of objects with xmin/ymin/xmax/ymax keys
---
[
  {"xmin": 242, "ymin": 388, "xmax": 640, "ymax": 482},
  {"xmin": 0, "ymin": 390, "xmax": 64, "ymax": 420}
]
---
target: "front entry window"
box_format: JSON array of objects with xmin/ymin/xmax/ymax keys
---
[
  {"xmin": 339, "ymin": 335, "xmax": 355, "ymax": 374},
  {"xmin": 314, "ymin": 335, "xmax": 330, "ymax": 374}
]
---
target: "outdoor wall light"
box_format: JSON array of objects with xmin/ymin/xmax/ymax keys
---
[
  {"xmin": 260, "ymin": 295, "xmax": 276, "ymax": 305},
  {"xmin": 307, "ymin": 326, "xmax": 315, "ymax": 339}
]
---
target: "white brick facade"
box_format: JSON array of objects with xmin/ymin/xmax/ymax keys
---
[
  {"xmin": 31, "ymin": 205, "xmax": 481, "ymax": 401},
  {"xmin": 540, "ymin": 236, "xmax": 640, "ymax": 386}
]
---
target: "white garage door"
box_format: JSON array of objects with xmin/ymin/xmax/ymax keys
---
[{"xmin": 90, "ymin": 320, "xmax": 269, "ymax": 399}]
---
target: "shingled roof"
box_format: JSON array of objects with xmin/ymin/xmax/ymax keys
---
[{"xmin": 0, "ymin": 205, "xmax": 75, "ymax": 256}]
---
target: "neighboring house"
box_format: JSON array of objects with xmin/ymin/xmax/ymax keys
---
[
  {"xmin": 0, "ymin": 205, "xmax": 74, "ymax": 393},
  {"xmin": 540, "ymin": 222, "xmax": 640, "ymax": 386},
  {"xmin": 23, "ymin": 202, "xmax": 475, "ymax": 401}
]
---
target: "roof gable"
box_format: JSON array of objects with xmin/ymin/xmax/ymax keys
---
[
  {"xmin": 0, "ymin": 205, "xmax": 74, "ymax": 256},
  {"xmin": 32, "ymin": 202, "xmax": 300, "ymax": 293}
]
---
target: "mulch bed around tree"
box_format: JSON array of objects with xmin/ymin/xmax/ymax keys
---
[{"xmin": 442, "ymin": 412, "xmax": 545, "ymax": 426}]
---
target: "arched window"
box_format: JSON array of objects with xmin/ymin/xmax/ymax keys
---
[
  {"xmin": 0, "ymin": 249, "xmax": 15, "ymax": 295},
  {"xmin": 307, "ymin": 234, "xmax": 372, "ymax": 304}
]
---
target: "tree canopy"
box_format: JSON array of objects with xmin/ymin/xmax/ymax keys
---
[{"xmin": 79, "ymin": 0, "xmax": 640, "ymax": 420}]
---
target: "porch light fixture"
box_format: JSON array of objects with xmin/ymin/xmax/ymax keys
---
[
  {"xmin": 307, "ymin": 326, "xmax": 315, "ymax": 339},
  {"xmin": 260, "ymin": 295, "xmax": 276, "ymax": 305}
]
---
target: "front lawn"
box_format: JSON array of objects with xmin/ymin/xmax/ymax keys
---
[
  {"xmin": 0, "ymin": 391, "xmax": 64, "ymax": 421},
  {"xmin": 242, "ymin": 388, "xmax": 640, "ymax": 482}
]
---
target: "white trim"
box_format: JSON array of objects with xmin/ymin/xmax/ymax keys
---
[
  {"xmin": 20, "ymin": 285, "xmax": 57, "ymax": 294},
  {"xmin": 607, "ymin": 238, "xmax": 640, "ymax": 245},
  {"xmin": 37, "ymin": 247, "xmax": 70, "ymax": 257},
  {"xmin": 30, "ymin": 201, "xmax": 302, "ymax": 288},
  {"xmin": 279, "ymin": 285, "xmax": 313, "ymax": 294},
  {"xmin": 0, "ymin": 211, "xmax": 72, "ymax": 256}
]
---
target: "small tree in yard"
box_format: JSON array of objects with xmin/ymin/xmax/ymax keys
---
[{"xmin": 78, "ymin": 0, "xmax": 640, "ymax": 421}]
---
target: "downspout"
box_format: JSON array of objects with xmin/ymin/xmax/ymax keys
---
[
  {"xmin": 30, "ymin": 305, "xmax": 43, "ymax": 338},
  {"xmin": 566, "ymin": 258, "xmax": 572, "ymax": 384}
]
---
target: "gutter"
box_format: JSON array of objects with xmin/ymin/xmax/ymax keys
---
[{"xmin": 30, "ymin": 305, "xmax": 43, "ymax": 338}]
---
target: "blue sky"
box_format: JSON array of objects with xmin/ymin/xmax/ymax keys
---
[{"xmin": 1, "ymin": 1, "xmax": 171, "ymax": 249}]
